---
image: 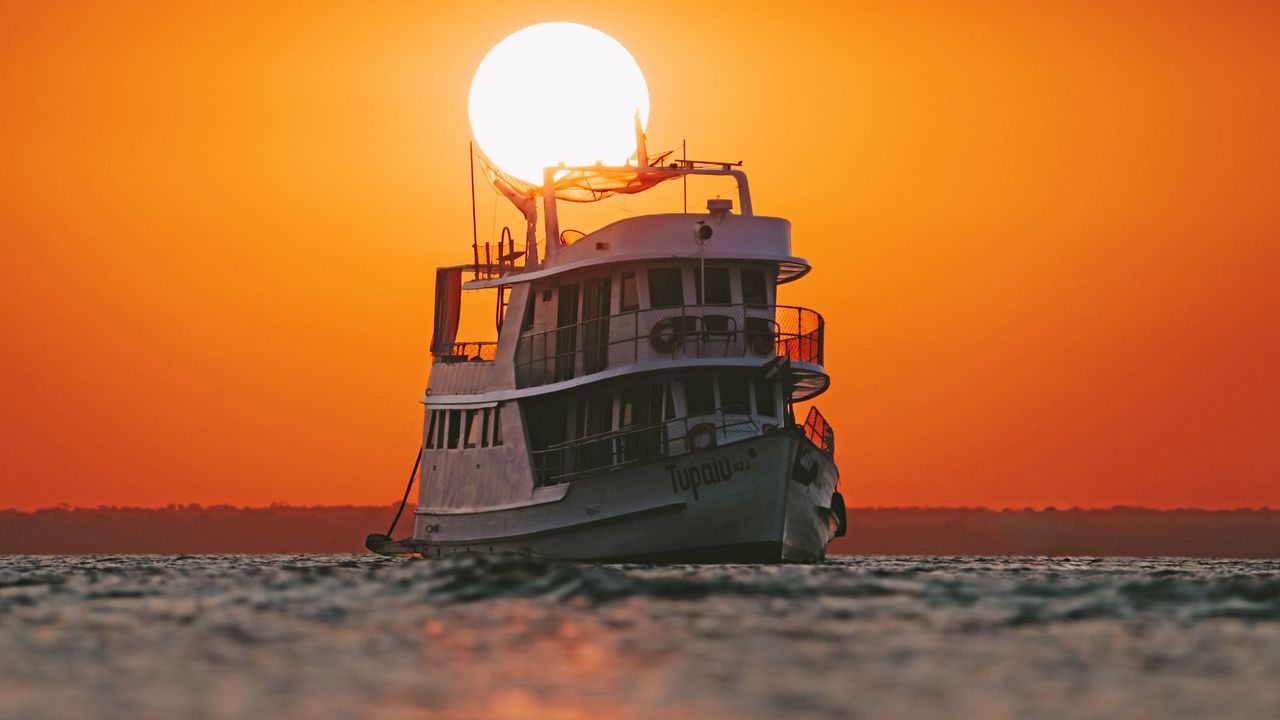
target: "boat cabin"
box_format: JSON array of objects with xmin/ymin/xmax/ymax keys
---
[{"xmin": 417, "ymin": 164, "xmax": 831, "ymax": 512}]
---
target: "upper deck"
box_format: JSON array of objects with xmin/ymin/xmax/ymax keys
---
[
  {"xmin": 429, "ymin": 253, "xmax": 830, "ymax": 403},
  {"xmin": 425, "ymin": 163, "xmax": 830, "ymax": 405},
  {"xmin": 513, "ymin": 301, "xmax": 828, "ymax": 400}
]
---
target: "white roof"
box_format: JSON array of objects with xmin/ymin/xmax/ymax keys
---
[{"xmin": 463, "ymin": 212, "xmax": 809, "ymax": 290}]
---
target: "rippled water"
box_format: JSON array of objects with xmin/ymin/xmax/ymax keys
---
[{"xmin": 2, "ymin": 555, "xmax": 1278, "ymax": 719}]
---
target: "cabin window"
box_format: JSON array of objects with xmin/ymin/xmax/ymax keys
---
[
  {"xmin": 720, "ymin": 375, "xmax": 751, "ymax": 415},
  {"xmin": 754, "ymin": 378, "xmax": 778, "ymax": 417},
  {"xmin": 684, "ymin": 374, "xmax": 715, "ymax": 416},
  {"xmin": 650, "ymin": 381, "xmax": 668, "ymax": 425},
  {"xmin": 492, "ymin": 405, "xmax": 503, "ymax": 446},
  {"xmin": 579, "ymin": 391, "xmax": 611, "ymax": 437},
  {"xmin": 742, "ymin": 268, "xmax": 768, "ymax": 306},
  {"xmin": 647, "ymin": 268, "xmax": 684, "ymax": 308},
  {"xmin": 619, "ymin": 386, "xmax": 640, "ymax": 427},
  {"xmin": 572, "ymin": 397, "xmax": 586, "ymax": 439},
  {"xmin": 446, "ymin": 410, "xmax": 461, "ymax": 449},
  {"xmin": 572, "ymin": 391, "xmax": 613, "ymax": 469},
  {"xmin": 557, "ymin": 284, "xmax": 580, "ymax": 326},
  {"xmin": 619, "ymin": 271, "xmax": 639, "ymax": 312},
  {"xmin": 480, "ymin": 408, "xmax": 492, "ymax": 448},
  {"xmin": 522, "ymin": 294, "xmax": 535, "ymax": 330},
  {"xmin": 425, "ymin": 411, "xmax": 438, "ymax": 449},
  {"xmin": 619, "ymin": 380, "xmax": 666, "ymax": 428},
  {"xmin": 694, "ymin": 267, "xmax": 732, "ymax": 304},
  {"xmin": 435, "ymin": 410, "xmax": 447, "ymax": 448},
  {"xmin": 620, "ymin": 381, "xmax": 667, "ymax": 461},
  {"xmin": 464, "ymin": 410, "xmax": 481, "ymax": 448}
]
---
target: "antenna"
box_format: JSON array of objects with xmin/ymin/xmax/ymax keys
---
[
  {"xmin": 682, "ymin": 139, "xmax": 687, "ymax": 214},
  {"xmin": 469, "ymin": 142, "xmax": 479, "ymax": 280}
]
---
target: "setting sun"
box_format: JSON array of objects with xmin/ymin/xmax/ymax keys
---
[
  {"xmin": 4, "ymin": 4, "xmax": 1280, "ymax": 712},
  {"xmin": 467, "ymin": 22, "xmax": 650, "ymax": 184}
]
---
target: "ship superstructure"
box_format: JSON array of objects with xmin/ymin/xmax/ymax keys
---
[{"xmin": 368, "ymin": 146, "xmax": 844, "ymax": 562}]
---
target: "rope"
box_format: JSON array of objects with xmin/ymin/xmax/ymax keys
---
[{"xmin": 385, "ymin": 446, "xmax": 424, "ymax": 538}]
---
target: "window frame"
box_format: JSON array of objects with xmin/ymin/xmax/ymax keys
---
[
  {"xmin": 619, "ymin": 271, "xmax": 639, "ymax": 312},
  {"xmin": 425, "ymin": 410, "xmax": 438, "ymax": 449},
  {"xmin": 463, "ymin": 409, "xmax": 480, "ymax": 449}
]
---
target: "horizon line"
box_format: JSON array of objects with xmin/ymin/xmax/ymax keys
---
[{"xmin": 4, "ymin": 503, "xmax": 1277, "ymax": 513}]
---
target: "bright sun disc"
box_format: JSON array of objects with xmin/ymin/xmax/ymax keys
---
[{"xmin": 469, "ymin": 22, "xmax": 650, "ymax": 185}]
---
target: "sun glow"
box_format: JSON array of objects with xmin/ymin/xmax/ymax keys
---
[{"xmin": 468, "ymin": 22, "xmax": 650, "ymax": 185}]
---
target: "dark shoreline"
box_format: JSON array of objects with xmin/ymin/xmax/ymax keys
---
[{"xmin": 2, "ymin": 505, "xmax": 1276, "ymax": 557}]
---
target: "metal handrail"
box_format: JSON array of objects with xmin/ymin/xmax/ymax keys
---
[
  {"xmin": 514, "ymin": 303, "xmax": 824, "ymax": 388},
  {"xmin": 531, "ymin": 407, "xmax": 761, "ymax": 486}
]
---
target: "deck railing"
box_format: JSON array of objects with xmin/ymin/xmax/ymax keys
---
[
  {"xmin": 531, "ymin": 408, "xmax": 761, "ymax": 486},
  {"xmin": 436, "ymin": 341, "xmax": 498, "ymax": 363},
  {"xmin": 514, "ymin": 303, "xmax": 824, "ymax": 388},
  {"xmin": 801, "ymin": 406, "xmax": 836, "ymax": 457},
  {"xmin": 471, "ymin": 227, "xmax": 535, "ymax": 280}
]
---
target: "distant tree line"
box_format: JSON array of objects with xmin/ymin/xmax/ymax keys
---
[{"xmin": 1, "ymin": 505, "xmax": 1276, "ymax": 557}]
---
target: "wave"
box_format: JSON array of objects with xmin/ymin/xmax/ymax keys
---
[{"xmin": 4, "ymin": 554, "xmax": 1276, "ymax": 626}]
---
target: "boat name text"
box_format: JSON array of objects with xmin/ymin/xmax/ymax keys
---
[{"xmin": 667, "ymin": 454, "xmax": 752, "ymax": 501}]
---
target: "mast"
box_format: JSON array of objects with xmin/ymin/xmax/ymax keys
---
[
  {"xmin": 682, "ymin": 139, "xmax": 687, "ymax": 214},
  {"xmin": 542, "ymin": 166, "xmax": 561, "ymax": 264}
]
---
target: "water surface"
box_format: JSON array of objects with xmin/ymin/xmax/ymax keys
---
[{"xmin": 2, "ymin": 555, "xmax": 1278, "ymax": 719}]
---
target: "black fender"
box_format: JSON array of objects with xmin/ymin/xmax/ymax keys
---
[{"xmin": 831, "ymin": 491, "xmax": 847, "ymax": 538}]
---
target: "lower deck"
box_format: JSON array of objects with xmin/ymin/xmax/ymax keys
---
[
  {"xmin": 383, "ymin": 430, "xmax": 840, "ymax": 562},
  {"xmin": 419, "ymin": 365, "xmax": 833, "ymax": 507}
]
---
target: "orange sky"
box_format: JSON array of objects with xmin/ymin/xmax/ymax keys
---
[{"xmin": 3, "ymin": 1, "xmax": 1279, "ymax": 510}]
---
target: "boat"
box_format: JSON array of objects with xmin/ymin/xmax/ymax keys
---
[{"xmin": 366, "ymin": 128, "xmax": 845, "ymax": 562}]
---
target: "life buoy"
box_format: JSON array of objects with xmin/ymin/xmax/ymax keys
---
[
  {"xmin": 649, "ymin": 317, "xmax": 684, "ymax": 353},
  {"xmin": 686, "ymin": 423, "xmax": 717, "ymax": 453}
]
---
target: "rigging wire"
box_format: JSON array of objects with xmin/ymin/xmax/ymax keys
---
[
  {"xmin": 489, "ymin": 188, "xmax": 498, "ymax": 244},
  {"xmin": 384, "ymin": 446, "xmax": 424, "ymax": 538}
]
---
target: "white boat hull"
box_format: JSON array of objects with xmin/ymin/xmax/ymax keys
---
[{"xmin": 397, "ymin": 431, "xmax": 839, "ymax": 562}]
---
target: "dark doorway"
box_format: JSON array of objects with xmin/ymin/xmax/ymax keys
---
[
  {"xmin": 554, "ymin": 283, "xmax": 580, "ymax": 381},
  {"xmin": 524, "ymin": 395, "xmax": 570, "ymax": 485},
  {"xmin": 581, "ymin": 276, "xmax": 611, "ymax": 374},
  {"xmin": 619, "ymin": 380, "xmax": 667, "ymax": 463}
]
